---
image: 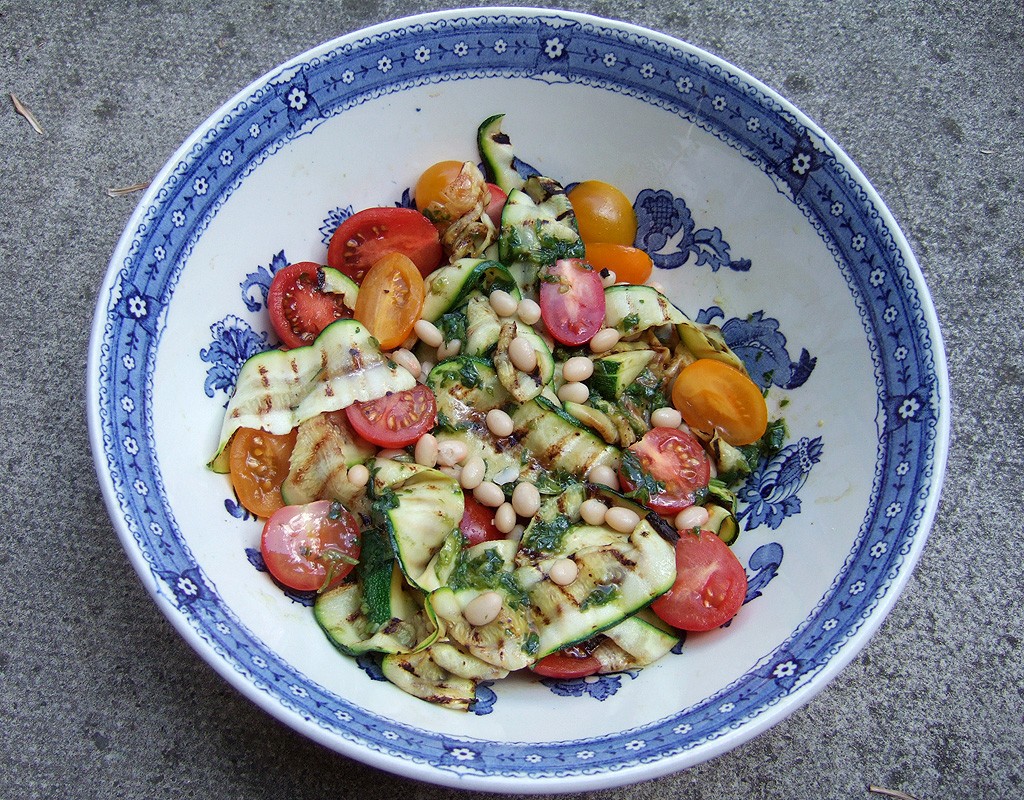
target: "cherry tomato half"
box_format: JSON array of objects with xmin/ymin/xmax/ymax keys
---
[
  {"xmin": 584, "ymin": 242, "xmax": 653, "ymax": 285},
  {"xmin": 267, "ymin": 262, "xmax": 352, "ymax": 349},
  {"xmin": 651, "ymin": 530, "xmax": 747, "ymax": 631},
  {"xmin": 672, "ymin": 358, "xmax": 768, "ymax": 446},
  {"xmin": 414, "ymin": 160, "xmax": 464, "ymax": 213},
  {"xmin": 568, "ymin": 180, "xmax": 637, "ymax": 246},
  {"xmin": 345, "ymin": 384, "xmax": 438, "ymax": 448},
  {"xmin": 261, "ymin": 500, "xmax": 361, "ymax": 592},
  {"xmin": 619, "ymin": 427, "xmax": 711, "ymax": 514},
  {"xmin": 353, "ymin": 252, "xmax": 426, "ymax": 350},
  {"xmin": 539, "ymin": 258, "xmax": 606, "ymax": 346},
  {"xmin": 229, "ymin": 427, "xmax": 297, "ymax": 518},
  {"xmin": 327, "ymin": 206, "xmax": 442, "ymax": 282},
  {"xmin": 484, "ymin": 183, "xmax": 507, "ymax": 229},
  {"xmin": 532, "ymin": 651, "xmax": 603, "ymax": 679},
  {"xmin": 460, "ymin": 495, "xmax": 504, "ymax": 546}
]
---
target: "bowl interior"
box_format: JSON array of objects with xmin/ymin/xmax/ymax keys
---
[{"xmin": 90, "ymin": 8, "xmax": 948, "ymax": 791}]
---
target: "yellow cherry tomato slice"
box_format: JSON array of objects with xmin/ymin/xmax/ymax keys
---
[
  {"xmin": 229, "ymin": 427, "xmax": 298, "ymax": 518},
  {"xmin": 568, "ymin": 180, "xmax": 637, "ymax": 246},
  {"xmin": 672, "ymin": 359, "xmax": 768, "ymax": 446},
  {"xmin": 354, "ymin": 252, "xmax": 426, "ymax": 350},
  {"xmin": 584, "ymin": 242, "xmax": 654, "ymax": 285},
  {"xmin": 414, "ymin": 160, "xmax": 465, "ymax": 213}
]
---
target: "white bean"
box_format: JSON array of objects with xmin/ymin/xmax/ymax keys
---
[
  {"xmin": 486, "ymin": 408, "xmax": 515, "ymax": 438},
  {"xmin": 580, "ymin": 498, "xmax": 609, "ymax": 525},
  {"xmin": 494, "ymin": 502, "xmax": 517, "ymax": 534},
  {"xmin": 557, "ymin": 381, "xmax": 590, "ymax": 405},
  {"xmin": 508, "ymin": 335, "xmax": 538, "ymax": 373},
  {"xmin": 600, "ymin": 269, "xmax": 617, "ymax": 288},
  {"xmin": 414, "ymin": 318, "xmax": 444, "ymax": 348},
  {"xmin": 392, "ymin": 347, "xmax": 420, "ymax": 377},
  {"xmin": 605, "ymin": 506, "xmax": 641, "ymax": 533},
  {"xmin": 436, "ymin": 439, "xmax": 468, "ymax": 467},
  {"xmin": 489, "ymin": 289, "xmax": 519, "ymax": 317},
  {"xmin": 473, "ymin": 481, "xmax": 505, "ymax": 508},
  {"xmin": 548, "ymin": 558, "xmax": 579, "ymax": 586},
  {"xmin": 589, "ymin": 327, "xmax": 621, "ymax": 353},
  {"xmin": 517, "ymin": 298, "xmax": 542, "ymax": 325},
  {"xmin": 511, "ymin": 482, "xmax": 541, "ymax": 518},
  {"xmin": 675, "ymin": 505, "xmax": 710, "ymax": 531},
  {"xmin": 463, "ymin": 591, "xmax": 503, "ymax": 627},
  {"xmin": 459, "ymin": 455, "xmax": 486, "ymax": 490},
  {"xmin": 562, "ymin": 356, "xmax": 594, "ymax": 383},
  {"xmin": 588, "ymin": 464, "xmax": 619, "ymax": 490},
  {"xmin": 414, "ymin": 433, "xmax": 438, "ymax": 467},
  {"xmin": 651, "ymin": 407, "xmax": 683, "ymax": 429},
  {"xmin": 437, "ymin": 339, "xmax": 463, "ymax": 360},
  {"xmin": 346, "ymin": 463, "xmax": 370, "ymax": 488},
  {"xmin": 418, "ymin": 360, "xmax": 434, "ymax": 383}
]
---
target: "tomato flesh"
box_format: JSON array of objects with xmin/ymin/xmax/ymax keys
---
[
  {"xmin": 345, "ymin": 384, "xmax": 437, "ymax": 448},
  {"xmin": 228, "ymin": 427, "xmax": 297, "ymax": 518},
  {"xmin": 261, "ymin": 500, "xmax": 361, "ymax": 592},
  {"xmin": 327, "ymin": 206, "xmax": 442, "ymax": 282},
  {"xmin": 267, "ymin": 262, "xmax": 352, "ymax": 349},
  {"xmin": 532, "ymin": 651, "xmax": 603, "ymax": 679},
  {"xmin": 672, "ymin": 359, "xmax": 768, "ymax": 446},
  {"xmin": 459, "ymin": 495, "xmax": 504, "ymax": 546},
  {"xmin": 584, "ymin": 242, "xmax": 653, "ymax": 285},
  {"xmin": 539, "ymin": 258, "xmax": 606, "ymax": 346},
  {"xmin": 619, "ymin": 427, "xmax": 711, "ymax": 514},
  {"xmin": 568, "ymin": 180, "xmax": 637, "ymax": 246},
  {"xmin": 484, "ymin": 183, "xmax": 507, "ymax": 228},
  {"xmin": 353, "ymin": 252, "xmax": 426, "ymax": 350},
  {"xmin": 651, "ymin": 530, "xmax": 747, "ymax": 631}
]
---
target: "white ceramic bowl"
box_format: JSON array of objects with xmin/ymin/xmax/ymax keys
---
[{"xmin": 88, "ymin": 7, "xmax": 949, "ymax": 792}]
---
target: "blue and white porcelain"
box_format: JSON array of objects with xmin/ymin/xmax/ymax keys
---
[{"xmin": 87, "ymin": 8, "xmax": 949, "ymax": 792}]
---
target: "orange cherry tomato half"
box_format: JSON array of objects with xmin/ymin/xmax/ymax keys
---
[
  {"xmin": 326, "ymin": 206, "xmax": 442, "ymax": 282},
  {"xmin": 228, "ymin": 427, "xmax": 298, "ymax": 518},
  {"xmin": 672, "ymin": 358, "xmax": 768, "ymax": 446},
  {"xmin": 651, "ymin": 530, "xmax": 747, "ymax": 632},
  {"xmin": 568, "ymin": 180, "xmax": 637, "ymax": 246},
  {"xmin": 414, "ymin": 160, "xmax": 465, "ymax": 213},
  {"xmin": 345, "ymin": 384, "xmax": 437, "ymax": 448},
  {"xmin": 261, "ymin": 500, "xmax": 361, "ymax": 592},
  {"xmin": 353, "ymin": 252, "xmax": 426, "ymax": 350},
  {"xmin": 584, "ymin": 242, "xmax": 654, "ymax": 285}
]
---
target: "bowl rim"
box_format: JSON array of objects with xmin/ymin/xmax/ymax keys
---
[{"xmin": 87, "ymin": 6, "xmax": 951, "ymax": 792}]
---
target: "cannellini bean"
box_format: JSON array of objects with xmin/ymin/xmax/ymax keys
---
[
  {"xmin": 511, "ymin": 481, "xmax": 541, "ymax": 518},
  {"xmin": 675, "ymin": 505, "xmax": 710, "ymax": 531},
  {"xmin": 508, "ymin": 335, "xmax": 538, "ymax": 373},
  {"xmin": 562, "ymin": 356, "xmax": 594, "ymax": 382},
  {"xmin": 414, "ymin": 318, "xmax": 444, "ymax": 348},
  {"xmin": 486, "ymin": 408, "xmax": 515, "ymax": 438},
  {"xmin": 377, "ymin": 448, "xmax": 407, "ymax": 460},
  {"xmin": 588, "ymin": 464, "xmax": 619, "ymax": 490},
  {"xmin": 436, "ymin": 339, "xmax": 462, "ymax": 360},
  {"xmin": 392, "ymin": 347, "xmax": 421, "ymax": 377},
  {"xmin": 459, "ymin": 455, "xmax": 486, "ymax": 490},
  {"xmin": 489, "ymin": 289, "xmax": 519, "ymax": 317},
  {"xmin": 589, "ymin": 327, "xmax": 621, "ymax": 353},
  {"xmin": 494, "ymin": 502, "xmax": 517, "ymax": 534},
  {"xmin": 600, "ymin": 269, "xmax": 617, "ymax": 287},
  {"xmin": 548, "ymin": 558, "xmax": 579, "ymax": 586},
  {"xmin": 463, "ymin": 591, "xmax": 503, "ymax": 627},
  {"xmin": 605, "ymin": 506, "xmax": 641, "ymax": 533},
  {"xmin": 346, "ymin": 464, "xmax": 370, "ymax": 488},
  {"xmin": 414, "ymin": 433, "xmax": 438, "ymax": 467},
  {"xmin": 473, "ymin": 480, "xmax": 505, "ymax": 508},
  {"xmin": 579, "ymin": 498, "xmax": 608, "ymax": 525},
  {"xmin": 418, "ymin": 360, "xmax": 434, "ymax": 383},
  {"xmin": 651, "ymin": 407, "xmax": 683, "ymax": 429},
  {"xmin": 517, "ymin": 298, "xmax": 541, "ymax": 325},
  {"xmin": 436, "ymin": 439, "xmax": 468, "ymax": 467},
  {"xmin": 557, "ymin": 381, "xmax": 589, "ymax": 404}
]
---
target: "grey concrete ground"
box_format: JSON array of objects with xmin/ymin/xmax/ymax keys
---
[{"xmin": 1, "ymin": 1, "xmax": 1021, "ymax": 798}]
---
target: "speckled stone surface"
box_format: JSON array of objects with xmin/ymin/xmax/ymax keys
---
[{"xmin": 1, "ymin": 1, "xmax": 1021, "ymax": 798}]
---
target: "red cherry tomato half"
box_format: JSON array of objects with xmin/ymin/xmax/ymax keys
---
[
  {"xmin": 459, "ymin": 495, "xmax": 504, "ymax": 546},
  {"xmin": 267, "ymin": 262, "xmax": 352, "ymax": 349},
  {"xmin": 539, "ymin": 258, "xmax": 606, "ymax": 346},
  {"xmin": 619, "ymin": 427, "xmax": 711, "ymax": 514},
  {"xmin": 261, "ymin": 500, "xmax": 361, "ymax": 592},
  {"xmin": 327, "ymin": 206, "xmax": 442, "ymax": 283},
  {"xmin": 651, "ymin": 530, "xmax": 747, "ymax": 631},
  {"xmin": 532, "ymin": 651, "xmax": 603, "ymax": 679},
  {"xmin": 345, "ymin": 384, "xmax": 438, "ymax": 448},
  {"xmin": 484, "ymin": 183, "xmax": 507, "ymax": 228}
]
